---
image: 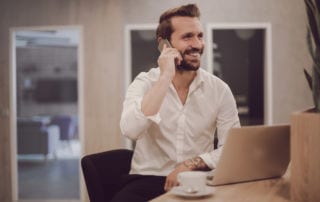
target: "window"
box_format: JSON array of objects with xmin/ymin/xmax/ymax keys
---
[{"xmin": 206, "ymin": 23, "xmax": 272, "ymax": 125}]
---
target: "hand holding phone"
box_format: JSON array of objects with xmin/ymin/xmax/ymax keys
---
[
  {"xmin": 158, "ymin": 39, "xmax": 172, "ymax": 52},
  {"xmin": 157, "ymin": 39, "xmax": 183, "ymax": 70}
]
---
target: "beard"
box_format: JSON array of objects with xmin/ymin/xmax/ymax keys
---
[
  {"xmin": 178, "ymin": 59, "xmax": 200, "ymax": 71},
  {"xmin": 177, "ymin": 47, "xmax": 203, "ymax": 71}
]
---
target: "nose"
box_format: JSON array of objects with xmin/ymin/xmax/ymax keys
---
[{"xmin": 191, "ymin": 37, "xmax": 203, "ymax": 49}]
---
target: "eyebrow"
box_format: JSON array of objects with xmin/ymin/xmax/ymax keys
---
[{"xmin": 181, "ymin": 31, "xmax": 203, "ymax": 38}]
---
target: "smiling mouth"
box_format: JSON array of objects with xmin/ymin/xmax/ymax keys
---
[
  {"xmin": 185, "ymin": 52, "xmax": 201, "ymax": 60},
  {"xmin": 188, "ymin": 52, "xmax": 200, "ymax": 57},
  {"xmin": 183, "ymin": 48, "xmax": 202, "ymax": 58}
]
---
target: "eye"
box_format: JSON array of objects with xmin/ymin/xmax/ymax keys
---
[
  {"xmin": 182, "ymin": 33, "xmax": 193, "ymax": 40},
  {"xmin": 198, "ymin": 33, "xmax": 204, "ymax": 40}
]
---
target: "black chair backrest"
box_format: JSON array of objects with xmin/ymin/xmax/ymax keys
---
[{"xmin": 81, "ymin": 149, "xmax": 133, "ymax": 202}]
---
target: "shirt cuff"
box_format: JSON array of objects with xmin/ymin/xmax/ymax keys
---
[
  {"xmin": 199, "ymin": 148, "xmax": 222, "ymax": 170},
  {"xmin": 135, "ymin": 97, "xmax": 161, "ymax": 124},
  {"xmin": 199, "ymin": 153, "xmax": 215, "ymax": 169}
]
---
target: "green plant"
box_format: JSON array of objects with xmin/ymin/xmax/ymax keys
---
[{"xmin": 304, "ymin": 0, "xmax": 320, "ymax": 112}]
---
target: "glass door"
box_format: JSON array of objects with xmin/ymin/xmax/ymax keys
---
[{"xmin": 13, "ymin": 28, "xmax": 82, "ymax": 201}]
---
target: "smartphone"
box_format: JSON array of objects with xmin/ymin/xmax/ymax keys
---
[
  {"xmin": 158, "ymin": 39, "xmax": 183, "ymax": 70},
  {"xmin": 158, "ymin": 39, "xmax": 172, "ymax": 52}
]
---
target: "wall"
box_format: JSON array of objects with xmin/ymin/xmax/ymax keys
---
[
  {"xmin": 0, "ymin": 0, "xmax": 311, "ymax": 201},
  {"xmin": 0, "ymin": 0, "xmax": 125, "ymax": 201}
]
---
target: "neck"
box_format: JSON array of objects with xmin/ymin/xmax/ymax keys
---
[{"xmin": 172, "ymin": 70, "xmax": 197, "ymax": 90}]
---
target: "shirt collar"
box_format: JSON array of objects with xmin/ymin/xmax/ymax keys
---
[
  {"xmin": 166, "ymin": 68, "xmax": 205, "ymax": 93},
  {"xmin": 189, "ymin": 68, "xmax": 204, "ymax": 94}
]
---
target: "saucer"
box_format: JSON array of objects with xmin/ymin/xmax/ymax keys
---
[{"xmin": 170, "ymin": 186, "xmax": 213, "ymax": 198}]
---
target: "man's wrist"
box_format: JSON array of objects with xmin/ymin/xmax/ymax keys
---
[{"xmin": 183, "ymin": 157, "xmax": 209, "ymax": 171}]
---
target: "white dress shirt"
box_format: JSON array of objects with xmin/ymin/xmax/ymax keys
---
[{"xmin": 120, "ymin": 67, "xmax": 240, "ymax": 176}]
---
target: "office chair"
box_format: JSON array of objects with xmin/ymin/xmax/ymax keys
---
[{"xmin": 81, "ymin": 149, "xmax": 133, "ymax": 202}]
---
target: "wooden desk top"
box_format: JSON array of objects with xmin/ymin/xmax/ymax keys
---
[{"xmin": 151, "ymin": 170, "xmax": 290, "ymax": 202}]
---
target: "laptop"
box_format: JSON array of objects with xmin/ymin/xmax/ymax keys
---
[{"xmin": 208, "ymin": 124, "xmax": 290, "ymax": 186}]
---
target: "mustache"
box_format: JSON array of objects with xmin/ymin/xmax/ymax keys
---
[{"xmin": 182, "ymin": 47, "xmax": 203, "ymax": 55}]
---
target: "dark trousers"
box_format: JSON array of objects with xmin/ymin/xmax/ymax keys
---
[{"xmin": 110, "ymin": 174, "xmax": 166, "ymax": 202}]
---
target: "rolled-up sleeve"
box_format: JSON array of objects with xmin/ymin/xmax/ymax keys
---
[
  {"xmin": 199, "ymin": 84, "xmax": 240, "ymax": 169},
  {"xmin": 120, "ymin": 72, "xmax": 161, "ymax": 141}
]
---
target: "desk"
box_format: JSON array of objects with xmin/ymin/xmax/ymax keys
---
[{"xmin": 151, "ymin": 170, "xmax": 290, "ymax": 202}]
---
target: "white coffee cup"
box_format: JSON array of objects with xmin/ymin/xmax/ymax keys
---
[{"xmin": 177, "ymin": 171, "xmax": 207, "ymax": 193}]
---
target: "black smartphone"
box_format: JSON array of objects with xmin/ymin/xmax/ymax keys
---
[{"xmin": 157, "ymin": 39, "xmax": 183, "ymax": 70}]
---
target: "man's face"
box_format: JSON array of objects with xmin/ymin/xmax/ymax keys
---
[{"xmin": 170, "ymin": 16, "xmax": 205, "ymax": 71}]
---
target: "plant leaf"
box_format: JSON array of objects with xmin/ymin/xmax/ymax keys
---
[
  {"xmin": 314, "ymin": 48, "xmax": 320, "ymax": 75},
  {"xmin": 307, "ymin": 28, "xmax": 316, "ymax": 61},
  {"xmin": 304, "ymin": 68, "xmax": 313, "ymax": 90},
  {"xmin": 312, "ymin": 64, "xmax": 320, "ymax": 112},
  {"xmin": 305, "ymin": 0, "xmax": 320, "ymax": 47}
]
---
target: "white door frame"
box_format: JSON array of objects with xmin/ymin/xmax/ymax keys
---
[
  {"xmin": 9, "ymin": 25, "xmax": 85, "ymax": 201},
  {"xmin": 206, "ymin": 23, "xmax": 273, "ymax": 124}
]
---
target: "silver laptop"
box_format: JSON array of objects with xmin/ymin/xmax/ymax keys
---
[{"xmin": 208, "ymin": 124, "xmax": 290, "ymax": 186}]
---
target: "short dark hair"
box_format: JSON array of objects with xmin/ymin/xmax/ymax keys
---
[{"xmin": 156, "ymin": 4, "xmax": 200, "ymax": 41}]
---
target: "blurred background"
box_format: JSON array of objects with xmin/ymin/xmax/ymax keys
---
[{"xmin": 0, "ymin": 0, "xmax": 312, "ymax": 201}]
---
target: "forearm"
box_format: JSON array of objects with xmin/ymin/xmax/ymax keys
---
[
  {"xmin": 120, "ymin": 104, "xmax": 153, "ymax": 140},
  {"xmin": 141, "ymin": 74, "xmax": 171, "ymax": 116}
]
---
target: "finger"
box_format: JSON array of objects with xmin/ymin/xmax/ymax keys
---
[
  {"xmin": 174, "ymin": 57, "xmax": 180, "ymax": 66},
  {"xmin": 164, "ymin": 179, "xmax": 169, "ymax": 191},
  {"xmin": 167, "ymin": 182, "xmax": 173, "ymax": 191},
  {"xmin": 160, "ymin": 47, "xmax": 176, "ymax": 57},
  {"xmin": 160, "ymin": 43, "xmax": 169, "ymax": 53},
  {"xmin": 177, "ymin": 51, "xmax": 183, "ymax": 60},
  {"xmin": 165, "ymin": 179, "xmax": 174, "ymax": 191},
  {"xmin": 162, "ymin": 47, "xmax": 178, "ymax": 53},
  {"xmin": 175, "ymin": 53, "xmax": 183, "ymax": 65},
  {"xmin": 163, "ymin": 43, "xmax": 167, "ymax": 49},
  {"xmin": 170, "ymin": 178, "xmax": 178, "ymax": 187}
]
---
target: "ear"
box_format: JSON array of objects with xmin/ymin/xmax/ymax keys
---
[{"xmin": 157, "ymin": 37, "xmax": 163, "ymax": 44}]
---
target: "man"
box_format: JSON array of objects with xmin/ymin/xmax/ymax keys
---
[{"xmin": 116, "ymin": 4, "xmax": 240, "ymax": 202}]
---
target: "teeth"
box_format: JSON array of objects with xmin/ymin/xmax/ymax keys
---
[{"xmin": 189, "ymin": 53, "xmax": 200, "ymax": 57}]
